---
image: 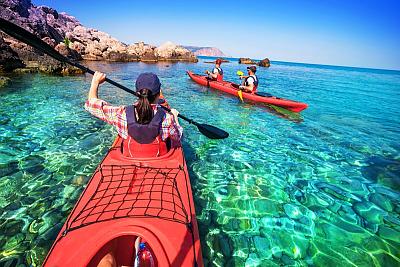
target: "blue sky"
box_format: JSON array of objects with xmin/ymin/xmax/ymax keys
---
[{"xmin": 34, "ymin": 0, "xmax": 400, "ymax": 70}]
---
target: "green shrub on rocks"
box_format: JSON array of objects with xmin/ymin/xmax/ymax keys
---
[{"xmin": 63, "ymin": 37, "xmax": 71, "ymax": 48}]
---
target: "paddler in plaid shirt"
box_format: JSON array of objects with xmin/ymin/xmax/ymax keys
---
[{"xmin": 85, "ymin": 71, "xmax": 182, "ymax": 157}]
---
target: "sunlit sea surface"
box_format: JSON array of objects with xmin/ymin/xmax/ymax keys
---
[{"xmin": 0, "ymin": 57, "xmax": 399, "ymax": 266}]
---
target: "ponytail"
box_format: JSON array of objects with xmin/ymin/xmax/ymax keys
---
[{"xmin": 135, "ymin": 89, "xmax": 157, "ymax": 124}]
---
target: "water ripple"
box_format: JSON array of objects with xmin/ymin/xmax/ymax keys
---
[{"xmin": 1, "ymin": 60, "xmax": 399, "ymax": 266}]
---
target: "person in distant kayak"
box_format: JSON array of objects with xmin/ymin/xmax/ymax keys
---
[
  {"xmin": 205, "ymin": 58, "xmax": 224, "ymax": 81},
  {"xmin": 239, "ymin": 65, "xmax": 258, "ymax": 93},
  {"xmin": 85, "ymin": 71, "xmax": 182, "ymax": 158}
]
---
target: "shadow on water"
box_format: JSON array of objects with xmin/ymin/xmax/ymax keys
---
[
  {"xmin": 0, "ymin": 73, "xmax": 37, "ymax": 95},
  {"xmin": 361, "ymin": 154, "xmax": 400, "ymax": 191},
  {"xmin": 239, "ymin": 101, "xmax": 304, "ymax": 123},
  {"xmin": 182, "ymin": 140, "xmax": 237, "ymax": 266},
  {"xmin": 194, "ymin": 83, "xmax": 304, "ymax": 123}
]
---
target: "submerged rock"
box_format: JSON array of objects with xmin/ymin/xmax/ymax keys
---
[
  {"xmin": 225, "ymin": 256, "xmax": 245, "ymax": 266},
  {"xmin": 239, "ymin": 57, "xmax": 257, "ymax": 65},
  {"xmin": 254, "ymin": 236, "xmax": 272, "ymax": 259},
  {"xmin": 0, "ymin": 76, "xmax": 11, "ymax": 87},
  {"xmin": 20, "ymin": 155, "xmax": 45, "ymax": 174},
  {"xmin": 369, "ymin": 193, "xmax": 393, "ymax": 212},
  {"xmin": 352, "ymin": 201, "xmax": 386, "ymax": 225},
  {"xmin": 245, "ymin": 253, "xmax": 262, "ymax": 266},
  {"xmin": 218, "ymin": 231, "xmax": 233, "ymax": 257},
  {"xmin": 258, "ymin": 57, "xmax": 271, "ymax": 67},
  {"xmin": 72, "ymin": 175, "xmax": 88, "ymax": 186},
  {"xmin": 3, "ymin": 233, "xmax": 25, "ymax": 251},
  {"xmin": 377, "ymin": 225, "xmax": 400, "ymax": 243},
  {"xmin": 0, "ymin": 160, "xmax": 19, "ymax": 177}
]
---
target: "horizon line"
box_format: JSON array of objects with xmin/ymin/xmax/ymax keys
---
[{"xmin": 198, "ymin": 56, "xmax": 400, "ymax": 72}]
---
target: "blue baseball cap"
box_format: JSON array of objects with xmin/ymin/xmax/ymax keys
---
[{"xmin": 135, "ymin": 73, "xmax": 161, "ymax": 95}]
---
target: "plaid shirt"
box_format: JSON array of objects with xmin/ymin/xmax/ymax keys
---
[{"xmin": 84, "ymin": 98, "xmax": 183, "ymax": 142}]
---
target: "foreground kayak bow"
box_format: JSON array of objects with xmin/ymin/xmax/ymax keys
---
[{"xmin": 43, "ymin": 136, "xmax": 203, "ymax": 267}]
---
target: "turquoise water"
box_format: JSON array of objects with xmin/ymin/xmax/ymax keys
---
[{"xmin": 0, "ymin": 58, "xmax": 399, "ymax": 266}]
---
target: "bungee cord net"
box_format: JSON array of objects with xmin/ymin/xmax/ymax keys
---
[{"xmin": 63, "ymin": 163, "xmax": 190, "ymax": 234}]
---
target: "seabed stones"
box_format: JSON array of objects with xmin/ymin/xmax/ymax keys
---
[
  {"xmin": 1, "ymin": 53, "xmax": 400, "ymax": 267},
  {"xmin": 377, "ymin": 225, "xmax": 400, "ymax": 243},
  {"xmin": 19, "ymin": 155, "xmax": 45, "ymax": 175},
  {"xmin": 369, "ymin": 193, "xmax": 394, "ymax": 212},
  {"xmin": 352, "ymin": 201, "xmax": 386, "ymax": 225}
]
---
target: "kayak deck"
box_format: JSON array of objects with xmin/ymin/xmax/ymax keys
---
[
  {"xmin": 187, "ymin": 71, "xmax": 308, "ymax": 112},
  {"xmin": 44, "ymin": 136, "xmax": 203, "ymax": 267}
]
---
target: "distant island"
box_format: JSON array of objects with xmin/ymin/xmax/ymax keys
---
[
  {"xmin": 0, "ymin": 0, "xmax": 198, "ymax": 74},
  {"xmin": 183, "ymin": 46, "xmax": 227, "ymax": 57}
]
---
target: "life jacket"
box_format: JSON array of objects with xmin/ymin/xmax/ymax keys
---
[
  {"xmin": 214, "ymin": 67, "xmax": 224, "ymax": 82},
  {"xmin": 122, "ymin": 105, "xmax": 168, "ymax": 158},
  {"xmin": 245, "ymin": 75, "xmax": 258, "ymax": 93}
]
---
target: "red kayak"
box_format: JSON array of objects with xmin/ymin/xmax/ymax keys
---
[
  {"xmin": 44, "ymin": 136, "xmax": 203, "ymax": 267},
  {"xmin": 187, "ymin": 71, "xmax": 308, "ymax": 112}
]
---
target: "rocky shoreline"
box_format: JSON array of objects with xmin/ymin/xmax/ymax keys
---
[{"xmin": 0, "ymin": 0, "xmax": 197, "ymax": 74}]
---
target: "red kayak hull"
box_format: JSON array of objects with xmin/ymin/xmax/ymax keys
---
[
  {"xmin": 187, "ymin": 71, "xmax": 308, "ymax": 112},
  {"xmin": 43, "ymin": 136, "xmax": 203, "ymax": 267}
]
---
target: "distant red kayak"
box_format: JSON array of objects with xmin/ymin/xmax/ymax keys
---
[
  {"xmin": 44, "ymin": 136, "xmax": 203, "ymax": 267},
  {"xmin": 187, "ymin": 71, "xmax": 308, "ymax": 112}
]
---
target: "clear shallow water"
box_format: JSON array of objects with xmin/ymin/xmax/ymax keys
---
[{"xmin": 0, "ymin": 58, "xmax": 399, "ymax": 266}]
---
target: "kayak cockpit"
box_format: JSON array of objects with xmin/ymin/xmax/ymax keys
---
[
  {"xmin": 110, "ymin": 136, "xmax": 178, "ymax": 161},
  {"xmin": 89, "ymin": 235, "xmax": 156, "ymax": 267}
]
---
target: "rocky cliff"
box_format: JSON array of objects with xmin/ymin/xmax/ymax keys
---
[{"xmin": 0, "ymin": 0, "xmax": 198, "ymax": 73}]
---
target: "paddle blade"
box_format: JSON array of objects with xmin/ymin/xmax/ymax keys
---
[
  {"xmin": 236, "ymin": 71, "xmax": 244, "ymax": 76},
  {"xmin": 197, "ymin": 124, "xmax": 229, "ymax": 139},
  {"xmin": 238, "ymin": 90, "xmax": 244, "ymax": 102}
]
